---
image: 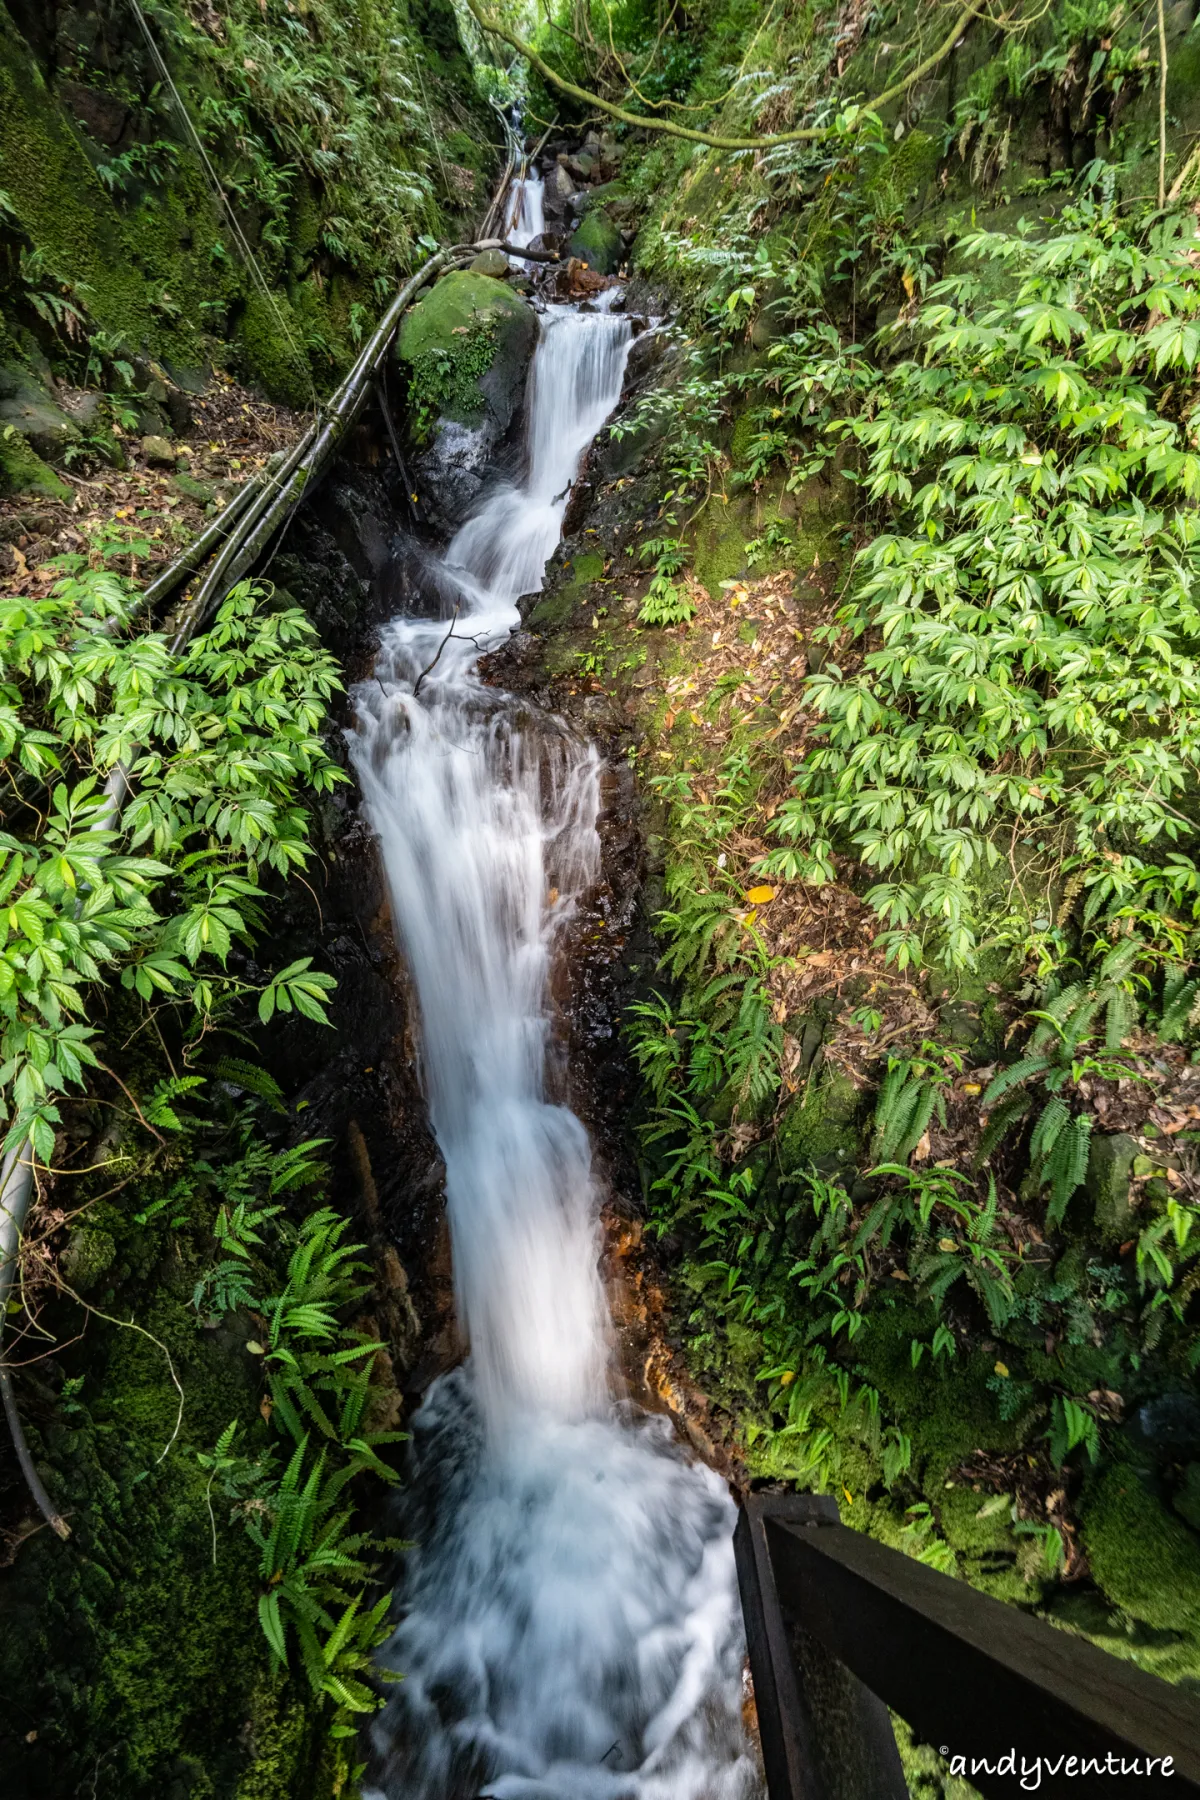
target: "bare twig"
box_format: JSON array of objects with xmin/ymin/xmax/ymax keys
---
[
  {"xmin": 1168, "ymin": 137, "xmax": 1200, "ymax": 202},
  {"xmin": 97, "ymin": 1062, "xmax": 167, "ymax": 1145},
  {"xmin": 413, "ymin": 604, "xmax": 462, "ymax": 698}
]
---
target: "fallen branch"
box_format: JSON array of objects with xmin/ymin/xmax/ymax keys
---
[
  {"xmin": 461, "ymin": 0, "xmax": 977, "ymax": 152},
  {"xmin": 134, "ymin": 468, "xmax": 267, "ymax": 621},
  {"xmin": 413, "ymin": 603, "xmax": 462, "ymax": 697},
  {"xmin": 161, "ymin": 246, "xmax": 457, "ymax": 649}
]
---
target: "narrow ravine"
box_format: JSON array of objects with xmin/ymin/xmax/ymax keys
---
[{"xmin": 349, "ymin": 181, "xmax": 760, "ymax": 1800}]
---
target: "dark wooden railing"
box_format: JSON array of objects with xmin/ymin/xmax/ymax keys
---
[{"xmin": 735, "ymin": 1494, "xmax": 1200, "ymax": 1799}]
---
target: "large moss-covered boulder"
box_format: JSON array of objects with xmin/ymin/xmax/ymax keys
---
[
  {"xmin": 1082, "ymin": 1465, "xmax": 1200, "ymax": 1633},
  {"xmin": 569, "ymin": 209, "xmax": 624, "ymax": 276},
  {"xmin": 395, "ymin": 270, "xmax": 537, "ymax": 530}
]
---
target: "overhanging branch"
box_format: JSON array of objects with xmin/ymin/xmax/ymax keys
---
[{"xmin": 462, "ymin": 0, "xmax": 978, "ymax": 152}]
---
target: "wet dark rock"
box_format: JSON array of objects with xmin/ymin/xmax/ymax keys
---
[
  {"xmin": 1135, "ymin": 1393, "xmax": 1200, "ymax": 1462},
  {"xmin": 60, "ymin": 79, "xmax": 129, "ymax": 147}
]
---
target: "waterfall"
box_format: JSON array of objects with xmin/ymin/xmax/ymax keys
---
[
  {"xmin": 506, "ymin": 171, "xmax": 545, "ymax": 250},
  {"xmin": 350, "ymin": 204, "xmax": 759, "ymax": 1799}
]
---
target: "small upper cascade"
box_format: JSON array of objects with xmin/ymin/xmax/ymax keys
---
[{"xmin": 505, "ymin": 172, "xmax": 545, "ymax": 250}]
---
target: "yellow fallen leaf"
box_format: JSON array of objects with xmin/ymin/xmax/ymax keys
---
[
  {"xmin": 938, "ymin": 1237, "xmax": 957, "ymax": 1252},
  {"xmin": 994, "ymin": 1361, "xmax": 1010, "ymax": 1378},
  {"xmin": 778, "ymin": 1370, "xmax": 795, "ymax": 1387},
  {"xmin": 745, "ymin": 885, "xmax": 776, "ymax": 904},
  {"xmin": 963, "ymin": 1081, "xmax": 981, "ymax": 1095}
]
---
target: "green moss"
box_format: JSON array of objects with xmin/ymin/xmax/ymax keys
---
[
  {"xmin": 173, "ymin": 470, "xmax": 221, "ymax": 505},
  {"xmin": 528, "ymin": 551, "xmax": 606, "ymax": 628},
  {"xmin": 60, "ymin": 1223, "xmax": 117, "ymax": 1291},
  {"xmin": 1082, "ymin": 1466, "xmax": 1200, "ymax": 1634},
  {"xmin": 689, "ymin": 494, "xmax": 753, "ymax": 600},
  {"xmin": 397, "ymin": 270, "xmax": 536, "ymax": 440},
  {"xmin": 0, "ymin": 1141, "xmax": 338, "ymax": 1800},
  {"xmin": 864, "ymin": 128, "xmax": 941, "ymax": 208},
  {"xmin": 729, "ymin": 409, "xmax": 759, "ymax": 466},
  {"xmin": 234, "ymin": 291, "xmax": 313, "ymax": 411},
  {"xmin": 0, "ymin": 17, "xmax": 227, "ymax": 365},
  {"xmin": 0, "ymin": 425, "xmax": 70, "ymax": 500},
  {"xmin": 776, "ymin": 1069, "xmax": 863, "ymax": 1174},
  {"xmin": 569, "ymin": 210, "xmax": 625, "ymax": 275}
]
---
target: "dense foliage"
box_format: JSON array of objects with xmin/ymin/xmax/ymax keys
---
[
  {"xmin": 0, "ymin": 568, "xmax": 341, "ymax": 1162},
  {"xmin": 524, "ymin": 0, "xmax": 1200, "ymax": 1709}
]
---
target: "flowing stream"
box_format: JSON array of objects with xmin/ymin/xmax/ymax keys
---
[{"xmin": 351, "ymin": 205, "xmax": 759, "ymax": 1799}]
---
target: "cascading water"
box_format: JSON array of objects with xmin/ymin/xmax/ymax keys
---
[
  {"xmin": 505, "ymin": 170, "xmax": 545, "ymax": 251},
  {"xmin": 351, "ymin": 194, "xmax": 760, "ymax": 1800}
]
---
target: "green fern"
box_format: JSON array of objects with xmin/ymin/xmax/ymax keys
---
[{"xmin": 870, "ymin": 1061, "xmax": 942, "ymax": 1165}]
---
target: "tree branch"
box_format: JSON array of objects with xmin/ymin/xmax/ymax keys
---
[{"xmin": 461, "ymin": 0, "xmax": 977, "ymax": 152}]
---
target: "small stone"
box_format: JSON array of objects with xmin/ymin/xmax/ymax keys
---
[
  {"xmin": 141, "ymin": 434, "xmax": 177, "ymax": 465},
  {"xmin": 470, "ymin": 247, "xmax": 510, "ymax": 278},
  {"xmin": 549, "ymin": 163, "xmax": 576, "ymax": 201}
]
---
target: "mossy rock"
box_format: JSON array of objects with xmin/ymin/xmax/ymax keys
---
[
  {"xmin": 396, "ymin": 270, "xmax": 537, "ymax": 528},
  {"xmin": 1086, "ymin": 1132, "xmax": 1138, "ymax": 1241},
  {"xmin": 234, "ymin": 290, "xmax": 313, "ymax": 411},
  {"xmin": 61, "ymin": 1224, "xmax": 116, "ymax": 1292},
  {"xmin": 580, "ymin": 180, "xmax": 637, "ymax": 225},
  {"xmin": 569, "ymin": 210, "xmax": 625, "ymax": 276},
  {"xmin": 527, "ymin": 549, "xmax": 606, "ymax": 628},
  {"xmin": 173, "ymin": 469, "xmax": 221, "ymax": 505},
  {"xmin": 689, "ymin": 492, "xmax": 752, "ymax": 600},
  {"xmin": 0, "ymin": 424, "xmax": 70, "ymax": 500},
  {"xmin": 864, "ymin": 128, "xmax": 941, "ymax": 208},
  {"xmin": 776, "ymin": 1069, "xmax": 863, "ymax": 1175},
  {"xmin": 1082, "ymin": 1465, "xmax": 1200, "ymax": 1633},
  {"xmin": 0, "ymin": 369, "xmax": 79, "ymax": 462},
  {"xmin": 396, "ymin": 269, "xmax": 536, "ymax": 433}
]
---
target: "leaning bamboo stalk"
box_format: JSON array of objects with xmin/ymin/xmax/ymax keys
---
[
  {"xmin": 165, "ymin": 247, "xmax": 457, "ymax": 646},
  {"xmin": 134, "ymin": 471, "xmax": 266, "ymax": 621},
  {"xmin": 0, "ymin": 1145, "xmax": 68, "ymax": 1537}
]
